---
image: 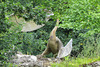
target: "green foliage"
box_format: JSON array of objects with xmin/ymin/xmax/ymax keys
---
[
  {"xmin": 59, "ymin": 0, "xmax": 100, "ymax": 36},
  {"xmin": 52, "ymin": 57, "xmax": 100, "ymax": 67},
  {"xmin": 0, "ymin": 2, "xmax": 11, "ymax": 33},
  {"xmin": 5, "ymin": 0, "xmax": 46, "ymax": 24},
  {"xmin": 79, "ymin": 33, "xmax": 100, "ymax": 57},
  {"xmin": 5, "ymin": 0, "xmax": 100, "ymax": 35},
  {"xmin": 0, "ymin": 0, "xmax": 100, "ymax": 66}
]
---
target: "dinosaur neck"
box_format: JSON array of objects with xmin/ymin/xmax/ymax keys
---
[{"xmin": 50, "ymin": 26, "xmax": 58, "ymax": 41}]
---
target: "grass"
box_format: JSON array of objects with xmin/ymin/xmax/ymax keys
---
[{"xmin": 51, "ymin": 56, "xmax": 100, "ymax": 67}]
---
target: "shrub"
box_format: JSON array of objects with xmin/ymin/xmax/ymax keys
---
[{"xmin": 79, "ymin": 33, "xmax": 100, "ymax": 57}]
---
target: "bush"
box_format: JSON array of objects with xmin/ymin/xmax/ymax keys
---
[
  {"xmin": 0, "ymin": 0, "xmax": 100, "ymax": 66},
  {"xmin": 79, "ymin": 33, "xmax": 100, "ymax": 57}
]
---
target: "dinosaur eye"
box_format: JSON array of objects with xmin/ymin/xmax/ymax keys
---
[{"xmin": 50, "ymin": 36, "xmax": 53, "ymax": 38}]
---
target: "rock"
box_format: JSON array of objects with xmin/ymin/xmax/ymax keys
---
[
  {"xmin": 82, "ymin": 61, "xmax": 100, "ymax": 67},
  {"xmin": 11, "ymin": 52, "xmax": 62, "ymax": 67},
  {"xmin": 91, "ymin": 61, "xmax": 100, "ymax": 67},
  {"xmin": 47, "ymin": 58, "xmax": 52, "ymax": 62},
  {"xmin": 11, "ymin": 53, "xmax": 38, "ymax": 67},
  {"xmin": 16, "ymin": 54, "xmax": 37, "ymax": 62}
]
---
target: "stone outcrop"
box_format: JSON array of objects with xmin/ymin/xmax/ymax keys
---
[{"xmin": 11, "ymin": 53, "xmax": 60, "ymax": 67}]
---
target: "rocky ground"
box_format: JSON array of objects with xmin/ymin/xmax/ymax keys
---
[
  {"xmin": 11, "ymin": 53, "xmax": 100, "ymax": 67},
  {"xmin": 11, "ymin": 52, "xmax": 61, "ymax": 67}
]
